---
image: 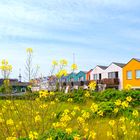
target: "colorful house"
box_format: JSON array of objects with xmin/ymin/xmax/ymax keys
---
[
  {"xmin": 86, "ymin": 69, "xmax": 93, "ymax": 81},
  {"xmin": 123, "ymin": 58, "xmax": 140, "ymax": 89},
  {"xmin": 76, "ymin": 71, "xmax": 87, "ymax": 81},
  {"xmin": 67, "ymin": 72, "xmax": 77, "ymax": 82},
  {"xmin": 102, "ymin": 62, "xmax": 125, "ymax": 90},
  {"xmin": 90, "ymin": 65, "xmax": 107, "ymax": 81}
]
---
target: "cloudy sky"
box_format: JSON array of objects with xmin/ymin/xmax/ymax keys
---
[{"xmin": 0, "ymin": 0, "xmax": 140, "ymax": 80}]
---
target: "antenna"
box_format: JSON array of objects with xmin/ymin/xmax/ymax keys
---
[
  {"xmin": 19, "ymin": 68, "xmax": 22, "ymax": 82},
  {"xmin": 73, "ymin": 53, "xmax": 75, "ymax": 64}
]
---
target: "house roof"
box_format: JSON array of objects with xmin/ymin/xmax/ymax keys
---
[
  {"xmin": 87, "ymin": 69, "xmax": 93, "ymax": 73},
  {"xmin": 112, "ymin": 62, "xmax": 126, "ymax": 68},
  {"xmin": 97, "ymin": 65, "xmax": 108, "ymax": 70},
  {"xmin": 123, "ymin": 58, "xmax": 140, "ymax": 67},
  {"xmin": 133, "ymin": 58, "xmax": 140, "ymax": 62},
  {"xmin": 76, "ymin": 71, "xmax": 87, "ymax": 75}
]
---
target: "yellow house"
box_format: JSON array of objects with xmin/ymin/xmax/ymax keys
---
[{"xmin": 123, "ymin": 58, "xmax": 140, "ymax": 89}]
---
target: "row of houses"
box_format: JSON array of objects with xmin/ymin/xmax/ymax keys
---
[{"xmin": 61, "ymin": 58, "xmax": 140, "ymax": 90}]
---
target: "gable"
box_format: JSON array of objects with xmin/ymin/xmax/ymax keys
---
[{"xmin": 123, "ymin": 59, "xmax": 140, "ymax": 69}]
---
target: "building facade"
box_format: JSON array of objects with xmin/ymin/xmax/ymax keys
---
[{"xmin": 123, "ymin": 58, "xmax": 140, "ymax": 89}]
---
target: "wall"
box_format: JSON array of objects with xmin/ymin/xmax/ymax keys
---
[
  {"xmin": 90, "ymin": 66, "xmax": 104, "ymax": 80},
  {"xmin": 103, "ymin": 63, "xmax": 123, "ymax": 90},
  {"xmin": 123, "ymin": 59, "xmax": 140, "ymax": 89}
]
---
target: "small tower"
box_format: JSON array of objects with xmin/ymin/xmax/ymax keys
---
[{"xmin": 18, "ymin": 69, "xmax": 22, "ymax": 83}]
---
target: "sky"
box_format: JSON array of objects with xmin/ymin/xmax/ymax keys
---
[{"xmin": 0, "ymin": 0, "xmax": 140, "ymax": 80}]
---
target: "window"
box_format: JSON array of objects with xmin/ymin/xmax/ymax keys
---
[
  {"xmin": 88, "ymin": 75, "xmax": 90, "ymax": 80},
  {"xmin": 127, "ymin": 71, "xmax": 132, "ymax": 79},
  {"xmin": 93, "ymin": 74, "xmax": 97, "ymax": 80},
  {"xmin": 108, "ymin": 72, "xmax": 119, "ymax": 79},
  {"xmin": 136, "ymin": 70, "xmax": 140, "ymax": 79}
]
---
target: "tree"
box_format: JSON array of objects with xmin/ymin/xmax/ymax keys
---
[
  {"xmin": 0, "ymin": 59, "xmax": 12, "ymax": 79},
  {"xmin": 25, "ymin": 48, "xmax": 39, "ymax": 82},
  {"xmin": 0, "ymin": 59, "xmax": 12, "ymax": 94}
]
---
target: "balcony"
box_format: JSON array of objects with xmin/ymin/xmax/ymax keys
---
[{"xmin": 101, "ymin": 78, "xmax": 119, "ymax": 85}]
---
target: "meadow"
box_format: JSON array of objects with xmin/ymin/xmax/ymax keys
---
[{"xmin": 0, "ymin": 89, "xmax": 139, "ymax": 140}]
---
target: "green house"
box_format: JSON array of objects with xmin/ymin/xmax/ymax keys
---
[
  {"xmin": 67, "ymin": 72, "xmax": 77, "ymax": 82},
  {"xmin": 76, "ymin": 71, "xmax": 87, "ymax": 81}
]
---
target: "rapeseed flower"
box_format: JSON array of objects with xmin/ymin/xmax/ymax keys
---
[
  {"xmin": 29, "ymin": 131, "xmax": 38, "ymax": 140},
  {"xmin": 114, "ymin": 99, "xmax": 121, "ymax": 106},
  {"xmin": 126, "ymin": 96, "xmax": 132, "ymax": 102},
  {"xmin": 122, "ymin": 101, "xmax": 129, "ymax": 109},
  {"xmin": 132, "ymin": 110, "xmax": 139, "ymax": 118},
  {"xmin": 109, "ymin": 120, "xmax": 116, "ymax": 127},
  {"xmin": 89, "ymin": 81, "xmax": 96, "ymax": 90},
  {"xmin": 6, "ymin": 119, "xmax": 14, "ymax": 126},
  {"xmin": 66, "ymin": 128, "xmax": 72, "ymax": 135}
]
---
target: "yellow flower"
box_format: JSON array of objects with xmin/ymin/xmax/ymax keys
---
[
  {"xmin": 26, "ymin": 48, "xmax": 33, "ymax": 53},
  {"xmin": 107, "ymin": 131, "xmax": 115, "ymax": 139},
  {"xmin": 113, "ymin": 108, "xmax": 119, "ymax": 114},
  {"xmin": 50, "ymin": 101, "xmax": 55, "ymax": 105},
  {"xmin": 122, "ymin": 101, "xmax": 129, "ymax": 108},
  {"xmin": 85, "ymin": 91, "xmax": 90, "ymax": 97},
  {"xmin": 71, "ymin": 63, "xmax": 78, "ymax": 70},
  {"xmin": 132, "ymin": 110, "xmax": 139, "ymax": 118},
  {"xmin": 39, "ymin": 90, "xmax": 49, "ymax": 98},
  {"xmin": 56, "ymin": 69, "xmax": 67, "ymax": 78},
  {"xmin": 120, "ymin": 125, "xmax": 127, "ymax": 135},
  {"xmin": 90, "ymin": 103, "xmax": 98, "ymax": 113},
  {"xmin": 60, "ymin": 59, "xmax": 68, "ymax": 66},
  {"xmin": 73, "ymin": 135, "xmax": 80, "ymax": 140},
  {"xmin": 50, "ymin": 92, "xmax": 55, "ymax": 96},
  {"xmin": 84, "ymin": 127, "xmax": 89, "ymax": 133},
  {"xmin": 126, "ymin": 96, "xmax": 132, "ymax": 102},
  {"xmin": 89, "ymin": 81, "xmax": 96, "ymax": 90},
  {"xmin": 119, "ymin": 116, "xmax": 126, "ymax": 123},
  {"xmin": 109, "ymin": 120, "xmax": 116, "ymax": 127},
  {"xmin": 0, "ymin": 117, "xmax": 4, "ymax": 123},
  {"xmin": 77, "ymin": 117, "xmax": 85, "ymax": 125},
  {"xmin": 125, "ymin": 84, "xmax": 132, "ymax": 90},
  {"xmin": 74, "ymin": 106, "xmax": 80, "ymax": 111},
  {"xmin": 35, "ymin": 115, "xmax": 42, "ymax": 123},
  {"xmin": 39, "ymin": 104, "xmax": 48, "ymax": 109},
  {"xmin": 52, "ymin": 60, "xmax": 58, "ymax": 66},
  {"xmin": 6, "ymin": 119, "xmax": 14, "ymax": 126},
  {"xmin": 6, "ymin": 137, "xmax": 17, "ymax": 140},
  {"xmin": 71, "ymin": 111, "xmax": 76, "ymax": 117},
  {"xmin": 29, "ymin": 131, "xmax": 38, "ymax": 140},
  {"xmin": 115, "ymin": 99, "xmax": 121, "ymax": 106},
  {"xmin": 89, "ymin": 130, "xmax": 96, "ymax": 140},
  {"xmin": 82, "ymin": 111, "xmax": 90, "ymax": 119},
  {"xmin": 64, "ymin": 109, "xmax": 70, "ymax": 114},
  {"xmin": 67, "ymin": 98, "xmax": 73, "ymax": 102},
  {"xmin": 66, "ymin": 128, "xmax": 72, "ymax": 135},
  {"xmin": 46, "ymin": 137, "xmax": 52, "ymax": 140},
  {"xmin": 130, "ymin": 120, "xmax": 136, "ymax": 127},
  {"xmin": 97, "ymin": 110, "xmax": 104, "ymax": 116}
]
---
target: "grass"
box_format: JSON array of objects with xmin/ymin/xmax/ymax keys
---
[{"xmin": 0, "ymin": 93, "xmax": 139, "ymax": 140}]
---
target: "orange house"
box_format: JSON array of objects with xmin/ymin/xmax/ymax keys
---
[
  {"xmin": 86, "ymin": 69, "xmax": 93, "ymax": 81},
  {"xmin": 123, "ymin": 58, "xmax": 140, "ymax": 89}
]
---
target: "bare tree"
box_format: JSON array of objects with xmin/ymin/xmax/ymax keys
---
[{"xmin": 25, "ymin": 48, "xmax": 39, "ymax": 82}]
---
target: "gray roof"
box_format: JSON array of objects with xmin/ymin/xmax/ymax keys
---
[
  {"xmin": 133, "ymin": 58, "xmax": 140, "ymax": 62},
  {"xmin": 97, "ymin": 65, "xmax": 108, "ymax": 70},
  {"xmin": 113, "ymin": 62, "xmax": 126, "ymax": 68}
]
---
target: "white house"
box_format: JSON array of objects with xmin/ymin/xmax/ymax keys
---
[
  {"xmin": 90, "ymin": 65, "xmax": 108, "ymax": 81},
  {"xmin": 102, "ymin": 62, "xmax": 125, "ymax": 90}
]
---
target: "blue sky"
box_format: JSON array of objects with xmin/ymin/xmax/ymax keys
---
[{"xmin": 0, "ymin": 0, "xmax": 140, "ymax": 79}]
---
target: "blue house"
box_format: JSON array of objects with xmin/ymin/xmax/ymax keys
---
[
  {"xmin": 67, "ymin": 72, "xmax": 77, "ymax": 82},
  {"xmin": 76, "ymin": 71, "xmax": 87, "ymax": 82}
]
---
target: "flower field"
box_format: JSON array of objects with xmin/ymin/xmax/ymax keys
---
[{"xmin": 0, "ymin": 89, "xmax": 139, "ymax": 140}]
